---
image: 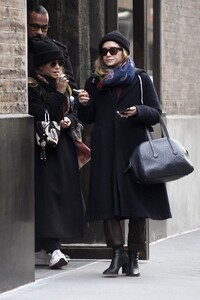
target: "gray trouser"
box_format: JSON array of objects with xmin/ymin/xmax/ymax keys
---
[{"xmin": 103, "ymin": 218, "xmax": 146, "ymax": 252}]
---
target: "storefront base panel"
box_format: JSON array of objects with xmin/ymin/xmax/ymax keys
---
[{"xmin": 0, "ymin": 115, "xmax": 34, "ymax": 293}]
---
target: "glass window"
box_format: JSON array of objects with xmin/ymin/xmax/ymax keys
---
[
  {"xmin": 118, "ymin": 0, "xmax": 133, "ymax": 58},
  {"xmin": 118, "ymin": 0, "xmax": 154, "ymax": 80}
]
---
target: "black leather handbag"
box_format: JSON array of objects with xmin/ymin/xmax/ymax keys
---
[{"xmin": 127, "ymin": 75, "xmax": 194, "ymax": 184}]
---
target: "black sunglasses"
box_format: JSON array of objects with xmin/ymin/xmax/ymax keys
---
[
  {"xmin": 101, "ymin": 47, "xmax": 123, "ymax": 56},
  {"xmin": 48, "ymin": 60, "xmax": 64, "ymax": 67},
  {"xmin": 28, "ymin": 22, "xmax": 50, "ymax": 32}
]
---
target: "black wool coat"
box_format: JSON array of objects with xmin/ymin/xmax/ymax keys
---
[
  {"xmin": 78, "ymin": 70, "xmax": 172, "ymax": 222},
  {"xmin": 28, "ymin": 75, "xmax": 84, "ymax": 239}
]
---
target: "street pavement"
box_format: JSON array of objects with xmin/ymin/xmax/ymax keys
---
[{"xmin": 0, "ymin": 229, "xmax": 200, "ymax": 300}]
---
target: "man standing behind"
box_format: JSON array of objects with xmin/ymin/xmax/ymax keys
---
[{"xmin": 27, "ymin": 5, "xmax": 77, "ymax": 90}]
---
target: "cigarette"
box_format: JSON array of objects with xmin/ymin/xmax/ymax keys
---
[
  {"xmin": 73, "ymin": 88, "xmax": 82, "ymax": 94},
  {"xmin": 59, "ymin": 77, "xmax": 67, "ymax": 82}
]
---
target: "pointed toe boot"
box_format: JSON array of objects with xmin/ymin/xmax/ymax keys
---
[{"xmin": 103, "ymin": 246, "xmax": 128, "ymax": 276}]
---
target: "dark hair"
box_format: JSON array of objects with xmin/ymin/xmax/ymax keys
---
[{"xmin": 28, "ymin": 5, "xmax": 48, "ymax": 18}]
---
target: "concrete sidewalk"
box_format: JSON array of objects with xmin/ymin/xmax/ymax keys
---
[{"xmin": 0, "ymin": 229, "xmax": 200, "ymax": 300}]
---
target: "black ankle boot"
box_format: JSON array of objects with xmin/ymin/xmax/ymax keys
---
[
  {"xmin": 103, "ymin": 246, "xmax": 128, "ymax": 276},
  {"xmin": 126, "ymin": 251, "xmax": 140, "ymax": 276}
]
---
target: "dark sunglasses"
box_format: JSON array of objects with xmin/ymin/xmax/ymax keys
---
[
  {"xmin": 101, "ymin": 47, "xmax": 123, "ymax": 56},
  {"xmin": 48, "ymin": 60, "xmax": 64, "ymax": 67},
  {"xmin": 28, "ymin": 22, "xmax": 50, "ymax": 32}
]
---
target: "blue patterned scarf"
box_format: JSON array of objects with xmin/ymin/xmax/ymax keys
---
[{"xmin": 97, "ymin": 58, "xmax": 135, "ymax": 89}]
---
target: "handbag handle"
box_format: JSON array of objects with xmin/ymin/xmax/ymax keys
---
[
  {"xmin": 44, "ymin": 108, "xmax": 50, "ymax": 123},
  {"xmin": 138, "ymin": 75, "xmax": 178, "ymax": 157}
]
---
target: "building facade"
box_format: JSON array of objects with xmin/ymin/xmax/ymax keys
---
[{"xmin": 0, "ymin": 0, "xmax": 199, "ymax": 292}]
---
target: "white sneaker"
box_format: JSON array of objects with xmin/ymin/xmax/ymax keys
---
[
  {"xmin": 49, "ymin": 249, "xmax": 70, "ymax": 269},
  {"xmin": 35, "ymin": 249, "xmax": 51, "ymax": 266}
]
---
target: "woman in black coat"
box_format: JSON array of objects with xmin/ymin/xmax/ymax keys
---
[
  {"xmin": 28, "ymin": 39, "xmax": 84, "ymax": 269},
  {"xmin": 78, "ymin": 31, "xmax": 172, "ymax": 277}
]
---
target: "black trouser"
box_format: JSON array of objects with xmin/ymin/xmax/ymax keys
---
[
  {"xmin": 35, "ymin": 237, "xmax": 61, "ymax": 253},
  {"xmin": 103, "ymin": 218, "xmax": 146, "ymax": 252}
]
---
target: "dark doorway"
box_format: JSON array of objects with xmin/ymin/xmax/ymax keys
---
[
  {"xmin": 27, "ymin": 0, "xmax": 150, "ymax": 260},
  {"xmin": 27, "ymin": 0, "xmax": 109, "ymax": 258}
]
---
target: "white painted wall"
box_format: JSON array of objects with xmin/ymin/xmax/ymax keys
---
[{"xmin": 149, "ymin": 116, "xmax": 200, "ymax": 242}]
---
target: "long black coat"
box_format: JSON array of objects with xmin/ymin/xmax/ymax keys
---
[
  {"xmin": 28, "ymin": 75, "xmax": 84, "ymax": 238},
  {"xmin": 78, "ymin": 70, "xmax": 172, "ymax": 222}
]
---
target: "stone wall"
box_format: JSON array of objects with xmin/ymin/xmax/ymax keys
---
[
  {"xmin": 149, "ymin": 0, "xmax": 200, "ymax": 242},
  {"xmin": 0, "ymin": 0, "xmax": 27, "ymax": 114},
  {"xmin": 161, "ymin": 0, "xmax": 200, "ymax": 115}
]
